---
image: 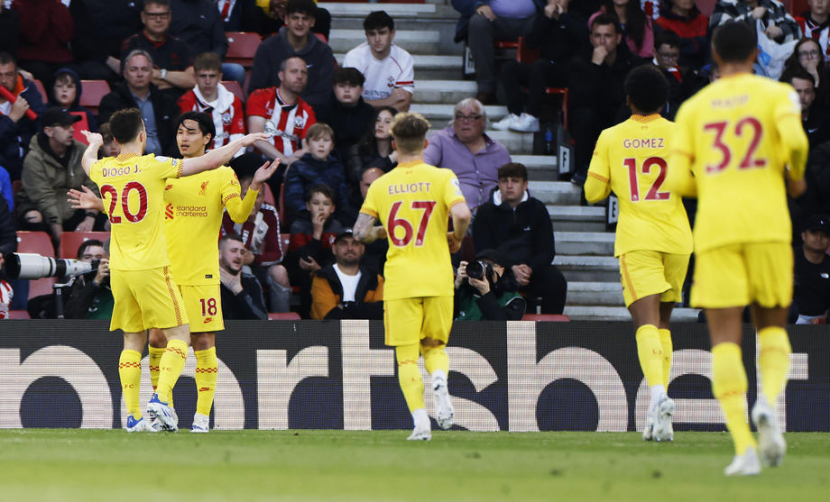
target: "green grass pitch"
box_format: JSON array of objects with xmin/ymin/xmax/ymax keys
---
[{"xmin": 0, "ymin": 430, "xmax": 827, "ymax": 501}]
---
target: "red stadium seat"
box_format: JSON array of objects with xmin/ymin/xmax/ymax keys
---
[
  {"xmin": 263, "ymin": 182, "xmax": 276, "ymax": 207},
  {"xmin": 268, "ymin": 312, "xmax": 301, "ymax": 320},
  {"xmin": 221, "ymin": 80, "xmax": 245, "ymax": 103},
  {"xmin": 313, "ymin": 32, "xmax": 328, "ymax": 44},
  {"xmin": 16, "ymin": 231, "xmax": 57, "ymax": 299},
  {"xmin": 32, "ymin": 80, "xmax": 48, "ymax": 104},
  {"xmin": 8, "ymin": 310, "xmax": 31, "ymax": 319},
  {"xmin": 696, "ymin": 0, "xmax": 718, "ymax": 16},
  {"xmin": 80, "ymin": 80, "xmax": 112, "ymax": 116},
  {"xmin": 58, "ymin": 231, "xmax": 111, "ymax": 259},
  {"xmin": 225, "ymin": 32, "xmax": 262, "ymax": 68},
  {"xmin": 521, "ymin": 314, "xmax": 570, "ymax": 322}
]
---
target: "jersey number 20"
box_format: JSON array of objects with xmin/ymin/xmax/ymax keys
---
[
  {"xmin": 100, "ymin": 182, "xmax": 148, "ymax": 223},
  {"xmin": 388, "ymin": 200, "xmax": 436, "ymax": 247}
]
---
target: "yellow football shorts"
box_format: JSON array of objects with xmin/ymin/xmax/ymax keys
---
[
  {"xmin": 110, "ymin": 266, "xmax": 189, "ymax": 333},
  {"xmin": 691, "ymin": 241, "xmax": 793, "ymax": 309},
  {"xmin": 384, "ymin": 296, "xmax": 453, "ymax": 347},
  {"xmin": 619, "ymin": 250, "xmax": 690, "ymax": 307},
  {"xmin": 179, "ymin": 284, "xmax": 224, "ymax": 333}
]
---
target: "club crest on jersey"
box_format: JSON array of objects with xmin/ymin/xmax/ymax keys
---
[
  {"xmin": 165, "ymin": 204, "xmax": 174, "ymax": 220},
  {"xmin": 294, "ymin": 115, "xmax": 308, "ymax": 129},
  {"xmin": 200, "ymin": 181, "xmax": 209, "ymax": 195},
  {"xmin": 387, "ymin": 76, "xmax": 395, "ymax": 89},
  {"xmin": 222, "ymin": 112, "xmax": 232, "ymax": 125}
]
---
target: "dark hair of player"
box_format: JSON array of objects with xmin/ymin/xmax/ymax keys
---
[
  {"xmin": 307, "ymin": 183, "xmax": 335, "ymax": 202},
  {"xmin": 193, "ymin": 52, "xmax": 222, "ymax": 72},
  {"xmin": 109, "ymin": 108, "xmax": 145, "ymax": 144},
  {"xmin": 712, "ymin": 21, "xmax": 756, "ymax": 63},
  {"xmin": 364, "ymin": 10, "xmax": 394, "ymax": 32},
  {"xmin": 780, "ymin": 64, "xmax": 816, "ymax": 86},
  {"xmin": 390, "ymin": 112, "xmax": 430, "ymax": 155},
  {"xmin": 306, "ymin": 122, "xmax": 334, "ymax": 142},
  {"xmin": 654, "ymin": 29, "xmax": 681, "ymax": 50},
  {"xmin": 333, "ymin": 67, "xmax": 365, "ymax": 87},
  {"xmin": 77, "ymin": 239, "xmax": 104, "ymax": 260},
  {"xmin": 591, "ymin": 13, "xmax": 622, "ymax": 35},
  {"xmin": 219, "ymin": 233, "xmax": 244, "ymax": 246},
  {"xmin": 497, "ymin": 163, "xmax": 528, "ymax": 182},
  {"xmin": 0, "ymin": 52, "xmax": 17, "ymax": 68},
  {"xmin": 177, "ymin": 112, "xmax": 216, "ymax": 144},
  {"xmin": 287, "ymin": 0, "xmax": 317, "ymax": 16},
  {"xmin": 625, "ymin": 65, "xmax": 669, "ymax": 115}
]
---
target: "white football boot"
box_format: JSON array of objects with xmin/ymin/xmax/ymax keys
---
[
  {"xmin": 724, "ymin": 446, "xmax": 761, "ymax": 476},
  {"xmin": 652, "ymin": 395, "xmax": 676, "ymax": 442},
  {"xmin": 432, "ymin": 370, "xmax": 454, "ymax": 430},
  {"xmin": 752, "ymin": 396, "xmax": 786, "ymax": 467}
]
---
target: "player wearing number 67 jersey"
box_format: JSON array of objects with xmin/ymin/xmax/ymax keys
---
[
  {"xmin": 668, "ymin": 22, "xmax": 809, "ymax": 476},
  {"xmin": 585, "ymin": 65, "xmax": 693, "ymax": 444},
  {"xmin": 81, "ymin": 109, "xmax": 267, "ymax": 433},
  {"xmin": 355, "ymin": 112, "xmax": 471, "ymax": 441}
]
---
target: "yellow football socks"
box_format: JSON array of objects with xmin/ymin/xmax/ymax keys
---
[
  {"xmin": 636, "ymin": 324, "xmax": 664, "ymax": 389},
  {"xmin": 758, "ymin": 327, "xmax": 792, "ymax": 405},
  {"xmin": 658, "ymin": 328, "xmax": 673, "ymax": 389},
  {"xmin": 396, "ymin": 343, "xmax": 424, "ymax": 412},
  {"xmin": 711, "ymin": 342, "xmax": 756, "ymax": 455},
  {"xmin": 118, "ymin": 350, "xmax": 142, "ymax": 419},
  {"xmin": 157, "ymin": 339, "xmax": 188, "ymax": 404},
  {"xmin": 421, "ymin": 343, "xmax": 449, "ymax": 376},
  {"xmin": 195, "ymin": 347, "xmax": 218, "ymax": 417},
  {"xmin": 148, "ymin": 345, "xmax": 165, "ymax": 393}
]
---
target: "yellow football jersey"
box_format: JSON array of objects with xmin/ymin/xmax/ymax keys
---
[
  {"xmin": 89, "ymin": 153, "xmax": 182, "ymax": 271},
  {"xmin": 585, "ymin": 114, "xmax": 692, "ymax": 257},
  {"xmin": 669, "ymin": 73, "xmax": 808, "ymax": 253},
  {"xmin": 164, "ymin": 166, "xmax": 257, "ymax": 285},
  {"xmin": 360, "ymin": 160, "xmax": 466, "ymax": 301}
]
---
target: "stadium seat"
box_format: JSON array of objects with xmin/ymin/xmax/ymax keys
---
[
  {"xmin": 222, "ymin": 80, "xmax": 245, "ymax": 103},
  {"xmin": 225, "ymin": 32, "xmax": 262, "ymax": 68},
  {"xmin": 263, "ymin": 182, "xmax": 276, "ymax": 207},
  {"xmin": 16, "ymin": 231, "xmax": 57, "ymax": 299},
  {"xmin": 32, "ymin": 80, "xmax": 48, "ymax": 104},
  {"xmin": 80, "ymin": 80, "xmax": 112, "ymax": 116},
  {"xmin": 8, "ymin": 310, "xmax": 30, "ymax": 319},
  {"xmin": 313, "ymin": 32, "xmax": 328, "ymax": 44},
  {"xmin": 58, "ymin": 231, "xmax": 111, "ymax": 259},
  {"xmin": 521, "ymin": 314, "xmax": 570, "ymax": 322},
  {"xmin": 696, "ymin": 0, "xmax": 717, "ymax": 16},
  {"xmin": 268, "ymin": 312, "xmax": 301, "ymax": 320}
]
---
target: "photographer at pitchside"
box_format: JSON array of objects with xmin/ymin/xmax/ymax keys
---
[{"xmin": 454, "ymin": 249, "xmax": 526, "ymax": 321}]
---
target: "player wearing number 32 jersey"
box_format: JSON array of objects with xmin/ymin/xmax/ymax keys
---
[{"xmin": 356, "ymin": 112, "xmax": 471, "ymax": 441}]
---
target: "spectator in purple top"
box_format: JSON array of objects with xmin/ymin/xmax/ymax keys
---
[{"xmin": 423, "ymin": 98, "xmax": 511, "ymax": 213}]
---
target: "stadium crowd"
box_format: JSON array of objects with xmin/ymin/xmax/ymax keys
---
[{"xmin": 1, "ymin": 0, "xmax": 829, "ymax": 323}]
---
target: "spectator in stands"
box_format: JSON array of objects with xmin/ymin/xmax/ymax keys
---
[
  {"xmin": 794, "ymin": 214, "xmax": 830, "ymax": 324},
  {"xmin": 424, "ymin": 98, "xmax": 511, "ymax": 213},
  {"xmin": 64, "ymin": 239, "xmax": 114, "ymax": 320},
  {"xmin": 465, "ymin": 0, "xmax": 541, "ymax": 104},
  {"xmin": 454, "ymin": 249, "xmax": 526, "ymax": 321},
  {"xmin": 316, "ymin": 68, "xmax": 376, "ymax": 174},
  {"xmin": 248, "ymin": 0, "xmax": 335, "ymax": 111},
  {"xmin": 120, "ymin": 0, "xmax": 196, "ymax": 99},
  {"xmin": 473, "ymin": 162, "xmax": 568, "ymax": 314},
  {"xmin": 98, "ymin": 123, "xmax": 121, "ymax": 158},
  {"xmin": 49, "ymin": 68, "xmax": 97, "ymax": 139},
  {"xmin": 569, "ymin": 14, "xmax": 642, "ymax": 185},
  {"xmin": 651, "ymin": 30, "xmax": 685, "ymax": 117},
  {"xmin": 346, "ymin": 106, "xmax": 398, "ymax": 183},
  {"xmin": 655, "ymin": 0, "xmax": 710, "ymax": 68},
  {"xmin": 342, "ymin": 11, "xmax": 415, "ymax": 112},
  {"xmin": 12, "ymin": 0, "xmax": 76, "ymax": 87},
  {"xmin": 796, "ymin": 0, "xmax": 830, "ymax": 63},
  {"xmin": 493, "ymin": 0, "xmax": 588, "ymax": 133},
  {"xmin": 178, "ymin": 52, "xmax": 246, "ymax": 158},
  {"xmin": 710, "ymin": 0, "xmax": 801, "ymax": 44},
  {"xmin": 16, "ymin": 108, "xmax": 105, "ymax": 247},
  {"xmin": 284, "ymin": 123, "xmax": 351, "ymax": 223},
  {"xmin": 287, "ymin": 183, "xmax": 343, "ymax": 318},
  {"xmin": 0, "ymin": 167, "xmax": 11, "ymax": 211},
  {"xmin": 241, "ymin": 0, "xmax": 332, "ymax": 40},
  {"xmin": 590, "ymin": 0, "xmax": 655, "ymax": 58},
  {"xmin": 221, "ymin": 175, "xmax": 291, "ymax": 313},
  {"xmin": 247, "ymin": 56, "xmax": 316, "ymax": 175},
  {"xmin": 781, "ymin": 67, "xmax": 830, "ymax": 147},
  {"xmin": 310, "ymin": 228, "xmax": 384, "ymax": 320},
  {"xmin": 81, "ymin": 0, "xmax": 144, "ymax": 68},
  {"xmin": 0, "ymin": 2, "xmax": 20, "ymax": 58},
  {"xmin": 98, "ymin": 50, "xmax": 180, "ymax": 156},
  {"xmin": 218, "ymin": 233, "xmax": 269, "ymax": 320},
  {"xmin": 782, "ymin": 38, "xmax": 830, "ymax": 107},
  {"xmin": 0, "ymin": 52, "xmax": 46, "ymax": 181}
]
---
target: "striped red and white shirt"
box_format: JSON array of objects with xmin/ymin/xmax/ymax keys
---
[
  {"xmin": 342, "ymin": 43, "xmax": 415, "ymax": 101},
  {"xmin": 215, "ymin": 0, "xmax": 236, "ymax": 22},
  {"xmin": 796, "ymin": 15, "xmax": 830, "ymax": 63},
  {"xmin": 0, "ymin": 279, "xmax": 12, "ymax": 320},
  {"xmin": 178, "ymin": 83, "xmax": 246, "ymax": 156},
  {"xmin": 246, "ymin": 88, "xmax": 316, "ymax": 157}
]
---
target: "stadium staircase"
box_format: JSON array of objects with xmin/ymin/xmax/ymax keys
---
[{"xmin": 324, "ymin": 1, "xmax": 700, "ymax": 321}]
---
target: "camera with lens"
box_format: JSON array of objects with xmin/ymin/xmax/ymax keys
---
[
  {"xmin": 3, "ymin": 253, "xmax": 100, "ymax": 280},
  {"xmin": 466, "ymin": 260, "xmax": 493, "ymax": 282}
]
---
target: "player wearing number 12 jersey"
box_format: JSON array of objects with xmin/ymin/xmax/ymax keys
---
[
  {"xmin": 669, "ymin": 22, "xmax": 809, "ymax": 475},
  {"xmin": 81, "ymin": 109, "xmax": 265, "ymax": 433},
  {"xmin": 355, "ymin": 113, "xmax": 471, "ymax": 441},
  {"xmin": 585, "ymin": 65, "xmax": 693, "ymax": 443}
]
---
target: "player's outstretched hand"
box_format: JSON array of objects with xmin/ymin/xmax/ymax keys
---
[
  {"xmin": 68, "ymin": 186, "xmax": 104, "ymax": 210},
  {"xmin": 253, "ymin": 160, "xmax": 280, "ymax": 185},
  {"xmin": 82, "ymin": 130, "xmax": 104, "ymax": 146},
  {"xmin": 240, "ymin": 132, "xmax": 269, "ymax": 147},
  {"xmin": 447, "ymin": 231, "xmax": 462, "ymax": 253}
]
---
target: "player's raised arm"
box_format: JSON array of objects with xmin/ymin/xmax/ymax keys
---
[
  {"xmin": 225, "ymin": 160, "xmax": 279, "ymax": 223},
  {"xmin": 180, "ymin": 133, "xmax": 268, "ymax": 177},
  {"xmin": 81, "ymin": 131, "xmax": 104, "ymax": 176},
  {"xmin": 68, "ymin": 186, "xmax": 104, "ymax": 212}
]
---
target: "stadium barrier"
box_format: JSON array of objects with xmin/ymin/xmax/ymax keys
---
[{"xmin": 0, "ymin": 320, "xmax": 827, "ymax": 432}]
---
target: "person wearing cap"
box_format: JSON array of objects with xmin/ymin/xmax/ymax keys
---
[
  {"xmin": 454, "ymin": 248, "xmax": 525, "ymax": 321},
  {"xmin": 309, "ymin": 227, "xmax": 384, "ymax": 320},
  {"xmin": 16, "ymin": 107, "xmax": 104, "ymax": 247},
  {"xmin": 794, "ymin": 214, "xmax": 830, "ymax": 324}
]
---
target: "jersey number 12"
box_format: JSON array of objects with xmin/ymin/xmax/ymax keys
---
[{"xmin": 624, "ymin": 157, "xmax": 669, "ymax": 202}]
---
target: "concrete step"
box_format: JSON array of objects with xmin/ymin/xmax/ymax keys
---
[
  {"xmin": 566, "ymin": 282, "xmax": 624, "ymax": 307},
  {"xmin": 528, "ymin": 181, "xmax": 582, "ymax": 205},
  {"xmin": 415, "ymin": 80, "xmax": 478, "ymax": 105},
  {"xmin": 554, "ymin": 255, "xmax": 619, "ymax": 283},
  {"xmin": 336, "ymin": 54, "xmax": 463, "ymax": 80},
  {"xmin": 329, "ymin": 29, "xmax": 440, "ymax": 55},
  {"xmin": 514, "ymin": 154, "xmax": 558, "ymax": 181},
  {"xmin": 564, "ymin": 306, "xmax": 701, "ymax": 322},
  {"xmin": 557, "ymin": 231, "xmax": 615, "ymax": 256},
  {"xmin": 321, "ymin": 2, "xmax": 437, "ymax": 18},
  {"xmin": 547, "ymin": 206, "xmax": 606, "ymax": 232}
]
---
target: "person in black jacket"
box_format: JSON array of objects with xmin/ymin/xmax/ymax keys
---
[
  {"xmin": 454, "ymin": 249, "xmax": 526, "ymax": 321},
  {"xmin": 0, "ymin": 52, "xmax": 47, "ymax": 181},
  {"xmin": 219, "ymin": 233, "xmax": 268, "ymax": 320},
  {"xmin": 0, "ymin": 3, "xmax": 20, "ymax": 58},
  {"xmin": 0, "ymin": 193, "xmax": 16, "ymax": 271},
  {"xmin": 473, "ymin": 162, "xmax": 567, "ymax": 314}
]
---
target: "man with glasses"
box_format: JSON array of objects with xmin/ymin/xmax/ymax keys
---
[
  {"xmin": 423, "ymin": 98, "xmax": 511, "ymax": 213},
  {"xmin": 651, "ymin": 30, "xmax": 685, "ymax": 118}
]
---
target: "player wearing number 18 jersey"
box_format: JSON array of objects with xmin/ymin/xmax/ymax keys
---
[
  {"xmin": 585, "ymin": 65, "xmax": 693, "ymax": 443},
  {"xmin": 669, "ymin": 22, "xmax": 809, "ymax": 475},
  {"xmin": 356, "ymin": 113, "xmax": 471, "ymax": 441}
]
